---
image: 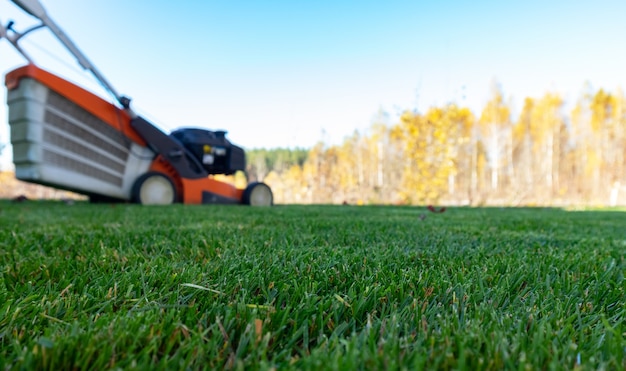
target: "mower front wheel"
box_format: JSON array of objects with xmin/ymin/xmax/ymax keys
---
[
  {"xmin": 131, "ymin": 172, "xmax": 177, "ymax": 205},
  {"xmin": 242, "ymin": 182, "xmax": 273, "ymax": 206}
]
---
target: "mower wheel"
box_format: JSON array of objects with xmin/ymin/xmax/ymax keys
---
[
  {"xmin": 131, "ymin": 172, "xmax": 177, "ymax": 205},
  {"xmin": 242, "ymin": 182, "xmax": 273, "ymax": 206}
]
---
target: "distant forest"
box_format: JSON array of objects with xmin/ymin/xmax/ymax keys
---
[{"xmin": 246, "ymin": 84, "xmax": 626, "ymax": 206}]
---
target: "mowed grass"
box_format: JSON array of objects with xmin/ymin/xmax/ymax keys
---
[{"xmin": 0, "ymin": 201, "xmax": 624, "ymax": 370}]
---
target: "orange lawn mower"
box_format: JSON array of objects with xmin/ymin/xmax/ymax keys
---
[{"xmin": 1, "ymin": 0, "xmax": 273, "ymax": 205}]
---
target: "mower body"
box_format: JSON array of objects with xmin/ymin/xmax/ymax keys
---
[{"xmin": 5, "ymin": 64, "xmax": 271, "ymax": 205}]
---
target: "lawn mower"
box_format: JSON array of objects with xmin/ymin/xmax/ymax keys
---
[{"xmin": 1, "ymin": 0, "xmax": 273, "ymax": 205}]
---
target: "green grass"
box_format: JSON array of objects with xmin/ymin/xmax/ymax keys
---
[{"xmin": 0, "ymin": 201, "xmax": 624, "ymax": 370}]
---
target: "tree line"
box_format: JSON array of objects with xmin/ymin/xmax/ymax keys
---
[{"xmin": 247, "ymin": 83, "xmax": 626, "ymax": 206}]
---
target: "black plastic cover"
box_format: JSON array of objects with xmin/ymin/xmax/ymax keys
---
[
  {"xmin": 170, "ymin": 128, "xmax": 246, "ymax": 175},
  {"xmin": 131, "ymin": 117, "xmax": 208, "ymax": 179}
]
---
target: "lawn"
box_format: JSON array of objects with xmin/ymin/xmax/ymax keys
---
[{"xmin": 0, "ymin": 201, "xmax": 624, "ymax": 370}]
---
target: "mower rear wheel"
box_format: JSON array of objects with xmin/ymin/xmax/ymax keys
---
[
  {"xmin": 131, "ymin": 172, "xmax": 177, "ymax": 205},
  {"xmin": 242, "ymin": 182, "xmax": 273, "ymax": 206}
]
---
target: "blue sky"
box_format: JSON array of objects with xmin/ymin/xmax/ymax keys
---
[{"xmin": 2, "ymin": 0, "xmax": 626, "ymax": 169}]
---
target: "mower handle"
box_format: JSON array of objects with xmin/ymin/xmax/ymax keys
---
[{"xmin": 6, "ymin": 0, "xmax": 130, "ymax": 108}]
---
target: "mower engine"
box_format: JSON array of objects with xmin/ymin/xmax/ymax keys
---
[{"xmin": 170, "ymin": 128, "xmax": 245, "ymax": 175}]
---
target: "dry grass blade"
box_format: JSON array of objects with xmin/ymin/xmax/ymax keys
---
[{"xmin": 180, "ymin": 283, "xmax": 224, "ymax": 295}]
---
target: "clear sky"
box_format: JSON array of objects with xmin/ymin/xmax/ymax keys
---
[{"xmin": 1, "ymin": 0, "xmax": 626, "ymax": 169}]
